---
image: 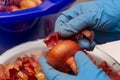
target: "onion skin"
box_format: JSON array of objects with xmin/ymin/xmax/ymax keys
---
[
  {"xmin": 9, "ymin": 6, "xmax": 20, "ymax": 11},
  {"xmin": 0, "ymin": 64, "xmax": 6, "ymax": 79},
  {"xmin": 44, "ymin": 30, "xmax": 94, "ymax": 49},
  {"xmin": 47, "ymin": 40, "xmax": 80, "ymax": 73},
  {"xmin": 5, "ymin": 63, "xmax": 19, "ymax": 79},
  {"xmin": 66, "ymin": 57, "xmax": 78, "ymax": 74},
  {"xmin": 81, "ymin": 30, "xmax": 94, "ymax": 42}
]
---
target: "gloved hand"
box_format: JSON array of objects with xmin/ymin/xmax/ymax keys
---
[
  {"xmin": 55, "ymin": 0, "xmax": 120, "ymax": 50},
  {"xmin": 39, "ymin": 51, "xmax": 110, "ymax": 80}
]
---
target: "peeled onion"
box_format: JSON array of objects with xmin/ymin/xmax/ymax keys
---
[{"xmin": 20, "ymin": 0, "xmax": 39, "ymax": 9}]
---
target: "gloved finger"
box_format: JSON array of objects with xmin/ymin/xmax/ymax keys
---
[
  {"xmin": 75, "ymin": 51, "xmax": 110, "ymax": 80},
  {"xmin": 78, "ymin": 38, "xmax": 96, "ymax": 51},
  {"xmin": 89, "ymin": 41, "xmax": 96, "ymax": 50},
  {"xmin": 55, "ymin": 13, "xmax": 89, "ymax": 37},
  {"xmin": 74, "ymin": 51, "xmax": 99, "ymax": 74},
  {"xmin": 94, "ymin": 30, "xmax": 120, "ymax": 44},
  {"xmin": 39, "ymin": 56, "xmax": 61, "ymax": 80},
  {"xmin": 55, "ymin": 2, "xmax": 92, "ymax": 37},
  {"xmin": 55, "ymin": 1, "xmax": 102, "ymax": 37},
  {"xmin": 60, "ymin": 2, "xmax": 83, "ymax": 21},
  {"xmin": 39, "ymin": 56, "xmax": 76, "ymax": 80},
  {"xmin": 55, "ymin": 2, "xmax": 83, "ymax": 30},
  {"xmin": 55, "ymin": 15, "xmax": 70, "ymax": 24}
]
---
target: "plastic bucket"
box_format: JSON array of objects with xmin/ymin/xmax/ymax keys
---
[{"xmin": 0, "ymin": 0, "xmax": 75, "ymax": 32}]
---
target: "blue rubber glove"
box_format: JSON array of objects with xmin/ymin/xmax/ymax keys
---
[
  {"xmin": 39, "ymin": 51, "xmax": 110, "ymax": 80},
  {"xmin": 55, "ymin": 0, "xmax": 120, "ymax": 50}
]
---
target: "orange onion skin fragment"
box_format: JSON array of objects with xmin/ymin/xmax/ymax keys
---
[{"xmin": 0, "ymin": 64, "xmax": 6, "ymax": 79}]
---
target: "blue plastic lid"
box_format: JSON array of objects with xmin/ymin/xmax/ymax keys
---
[{"xmin": 0, "ymin": 0, "xmax": 75, "ymax": 23}]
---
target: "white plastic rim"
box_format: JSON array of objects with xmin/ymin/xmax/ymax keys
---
[
  {"xmin": 0, "ymin": 39, "xmax": 48, "ymax": 65},
  {"xmin": 0, "ymin": 39, "xmax": 120, "ymax": 72}
]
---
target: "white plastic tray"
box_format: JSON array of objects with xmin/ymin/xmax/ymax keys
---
[{"xmin": 0, "ymin": 39, "xmax": 120, "ymax": 72}]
